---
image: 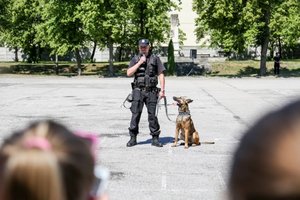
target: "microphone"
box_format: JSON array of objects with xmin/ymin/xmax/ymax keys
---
[{"xmin": 140, "ymin": 54, "xmax": 146, "ymax": 63}]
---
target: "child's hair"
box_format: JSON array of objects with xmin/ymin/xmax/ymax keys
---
[
  {"xmin": 229, "ymin": 100, "xmax": 300, "ymax": 200},
  {"xmin": 0, "ymin": 120, "xmax": 95, "ymax": 200}
]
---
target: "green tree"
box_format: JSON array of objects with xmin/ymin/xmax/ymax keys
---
[
  {"xmin": 167, "ymin": 39, "xmax": 175, "ymax": 75},
  {"xmin": 79, "ymin": 0, "xmax": 137, "ymax": 75},
  {"xmin": 0, "ymin": 0, "xmax": 8, "ymax": 30},
  {"xmin": 269, "ymin": 0, "xmax": 300, "ymax": 57},
  {"xmin": 37, "ymin": 0, "xmax": 88, "ymax": 75},
  {"xmin": 2, "ymin": 0, "xmax": 42, "ymax": 62},
  {"xmin": 80, "ymin": 0, "xmax": 181, "ymax": 75},
  {"xmin": 179, "ymin": 28, "xmax": 187, "ymax": 47},
  {"xmin": 79, "ymin": 0, "xmax": 120, "ymax": 75},
  {"xmin": 129, "ymin": 0, "xmax": 181, "ymax": 46},
  {"xmin": 0, "ymin": 0, "xmax": 9, "ymax": 46},
  {"xmin": 193, "ymin": 0, "xmax": 247, "ymax": 53},
  {"xmin": 77, "ymin": 0, "xmax": 104, "ymax": 63},
  {"xmin": 193, "ymin": 0, "xmax": 300, "ymax": 76}
]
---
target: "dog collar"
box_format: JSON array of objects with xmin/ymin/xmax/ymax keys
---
[{"xmin": 178, "ymin": 111, "xmax": 190, "ymax": 115}]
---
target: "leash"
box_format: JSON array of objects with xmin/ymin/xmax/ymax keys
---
[
  {"xmin": 156, "ymin": 96, "xmax": 176, "ymax": 123},
  {"xmin": 121, "ymin": 93, "xmax": 132, "ymax": 109},
  {"xmin": 122, "ymin": 94, "xmax": 176, "ymax": 123}
]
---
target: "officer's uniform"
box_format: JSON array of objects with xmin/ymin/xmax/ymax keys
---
[{"xmin": 128, "ymin": 52, "xmax": 165, "ymax": 145}]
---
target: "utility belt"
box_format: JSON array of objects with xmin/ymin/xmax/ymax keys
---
[
  {"xmin": 132, "ymin": 75, "xmax": 158, "ymax": 91},
  {"xmin": 131, "ymin": 84, "xmax": 159, "ymax": 92}
]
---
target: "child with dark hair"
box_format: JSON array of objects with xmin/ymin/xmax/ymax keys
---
[{"xmin": 229, "ymin": 100, "xmax": 300, "ymax": 200}]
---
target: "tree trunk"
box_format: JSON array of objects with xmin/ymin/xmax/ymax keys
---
[
  {"xmin": 278, "ymin": 37, "xmax": 282, "ymax": 58},
  {"xmin": 260, "ymin": 37, "xmax": 269, "ymax": 76},
  {"xmin": 139, "ymin": 3, "xmax": 146, "ymax": 36},
  {"xmin": 270, "ymin": 41, "xmax": 274, "ymax": 60},
  {"xmin": 254, "ymin": 46, "xmax": 258, "ymax": 58},
  {"xmin": 90, "ymin": 41, "xmax": 97, "ymax": 63},
  {"xmin": 55, "ymin": 54, "xmax": 59, "ymax": 75},
  {"xmin": 259, "ymin": 5, "xmax": 271, "ymax": 76},
  {"xmin": 75, "ymin": 48, "xmax": 82, "ymax": 76},
  {"xmin": 118, "ymin": 45, "xmax": 123, "ymax": 62},
  {"xmin": 14, "ymin": 47, "xmax": 19, "ymax": 62},
  {"xmin": 37, "ymin": 44, "xmax": 41, "ymax": 63},
  {"xmin": 108, "ymin": 40, "xmax": 114, "ymax": 76},
  {"xmin": 145, "ymin": 27, "xmax": 149, "ymax": 40}
]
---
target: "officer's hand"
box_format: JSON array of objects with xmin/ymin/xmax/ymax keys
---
[
  {"xmin": 139, "ymin": 55, "xmax": 146, "ymax": 64},
  {"xmin": 159, "ymin": 90, "xmax": 165, "ymax": 98}
]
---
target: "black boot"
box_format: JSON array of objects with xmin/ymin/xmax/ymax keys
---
[
  {"xmin": 127, "ymin": 135, "xmax": 137, "ymax": 147},
  {"xmin": 152, "ymin": 135, "xmax": 163, "ymax": 147}
]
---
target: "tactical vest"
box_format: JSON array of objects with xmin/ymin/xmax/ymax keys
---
[{"xmin": 133, "ymin": 54, "xmax": 158, "ymax": 88}]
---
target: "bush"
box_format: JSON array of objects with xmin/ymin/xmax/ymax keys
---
[{"xmin": 167, "ymin": 39, "xmax": 175, "ymax": 75}]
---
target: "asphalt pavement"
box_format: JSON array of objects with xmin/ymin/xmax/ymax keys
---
[{"xmin": 1, "ymin": 75, "xmax": 300, "ymax": 200}]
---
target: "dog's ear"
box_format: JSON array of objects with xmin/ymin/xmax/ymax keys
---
[
  {"xmin": 186, "ymin": 99, "xmax": 193, "ymax": 104},
  {"xmin": 173, "ymin": 96, "xmax": 180, "ymax": 102}
]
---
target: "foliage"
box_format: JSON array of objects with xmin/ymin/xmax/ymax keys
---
[
  {"xmin": 37, "ymin": 0, "xmax": 87, "ymax": 55},
  {"xmin": 0, "ymin": 0, "xmax": 8, "ymax": 30},
  {"xmin": 1, "ymin": 0, "xmax": 42, "ymax": 62},
  {"xmin": 179, "ymin": 28, "xmax": 187, "ymax": 47},
  {"xmin": 269, "ymin": 0, "xmax": 300, "ymax": 48},
  {"xmin": 193, "ymin": 0, "xmax": 300, "ymax": 75},
  {"xmin": 167, "ymin": 39, "xmax": 175, "ymax": 75}
]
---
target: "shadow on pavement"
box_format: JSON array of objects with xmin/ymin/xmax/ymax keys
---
[{"xmin": 137, "ymin": 136, "xmax": 174, "ymax": 145}]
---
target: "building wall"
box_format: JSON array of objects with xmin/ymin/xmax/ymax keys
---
[
  {"xmin": 177, "ymin": 0, "xmax": 199, "ymax": 47},
  {"xmin": 0, "ymin": 47, "xmax": 22, "ymax": 62},
  {"xmin": 167, "ymin": 0, "xmax": 221, "ymax": 58}
]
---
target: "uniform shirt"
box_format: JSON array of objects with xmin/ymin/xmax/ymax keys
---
[
  {"xmin": 128, "ymin": 54, "xmax": 166, "ymax": 75},
  {"xmin": 274, "ymin": 55, "xmax": 280, "ymax": 63}
]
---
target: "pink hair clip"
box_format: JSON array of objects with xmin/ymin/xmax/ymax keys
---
[
  {"xmin": 24, "ymin": 137, "xmax": 52, "ymax": 151},
  {"xmin": 74, "ymin": 131, "xmax": 98, "ymax": 159}
]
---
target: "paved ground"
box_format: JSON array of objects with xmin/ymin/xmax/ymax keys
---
[{"xmin": 1, "ymin": 75, "xmax": 300, "ymax": 200}]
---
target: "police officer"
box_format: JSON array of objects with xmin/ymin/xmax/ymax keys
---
[
  {"xmin": 274, "ymin": 52, "xmax": 281, "ymax": 75},
  {"xmin": 126, "ymin": 39, "xmax": 166, "ymax": 147}
]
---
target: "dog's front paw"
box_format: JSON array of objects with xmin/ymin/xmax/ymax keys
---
[
  {"xmin": 171, "ymin": 143, "xmax": 177, "ymax": 147},
  {"xmin": 184, "ymin": 145, "xmax": 189, "ymax": 149}
]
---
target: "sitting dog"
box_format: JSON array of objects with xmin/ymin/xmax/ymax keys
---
[{"xmin": 172, "ymin": 96, "xmax": 200, "ymax": 149}]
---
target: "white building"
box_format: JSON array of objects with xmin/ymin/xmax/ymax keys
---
[{"xmin": 167, "ymin": 0, "xmax": 221, "ymax": 58}]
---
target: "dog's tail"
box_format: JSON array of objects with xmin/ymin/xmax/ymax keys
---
[{"xmin": 199, "ymin": 141, "xmax": 215, "ymax": 145}]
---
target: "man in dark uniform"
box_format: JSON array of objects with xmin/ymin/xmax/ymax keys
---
[
  {"xmin": 126, "ymin": 39, "xmax": 166, "ymax": 147},
  {"xmin": 274, "ymin": 52, "xmax": 281, "ymax": 75}
]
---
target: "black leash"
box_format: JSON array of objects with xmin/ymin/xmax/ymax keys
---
[
  {"xmin": 122, "ymin": 94, "xmax": 176, "ymax": 123},
  {"xmin": 156, "ymin": 96, "xmax": 176, "ymax": 123},
  {"xmin": 121, "ymin": 93, "xmax": 132, "ymax": 109}
]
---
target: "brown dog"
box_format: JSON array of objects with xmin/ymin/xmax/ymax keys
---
[{"xmin": 172, "ymin": 96, "xmax": 200, "ymax": 149}]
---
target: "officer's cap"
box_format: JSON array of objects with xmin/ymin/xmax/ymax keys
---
[{"xmin": 139, "ymin": 39, "xmax": 150, "ymax": 47}]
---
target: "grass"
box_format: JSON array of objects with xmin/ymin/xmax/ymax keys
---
[
  {"xmin": 0, "ymin": 60, "xmax": 300, "ymax": 77},
  {"xmin": 0, "ymin": 62, "xmax": 129, "ymax": 76},
  {"xmin": 208, "ymin": 60, "xmax": 300, "ymax": 77}
]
